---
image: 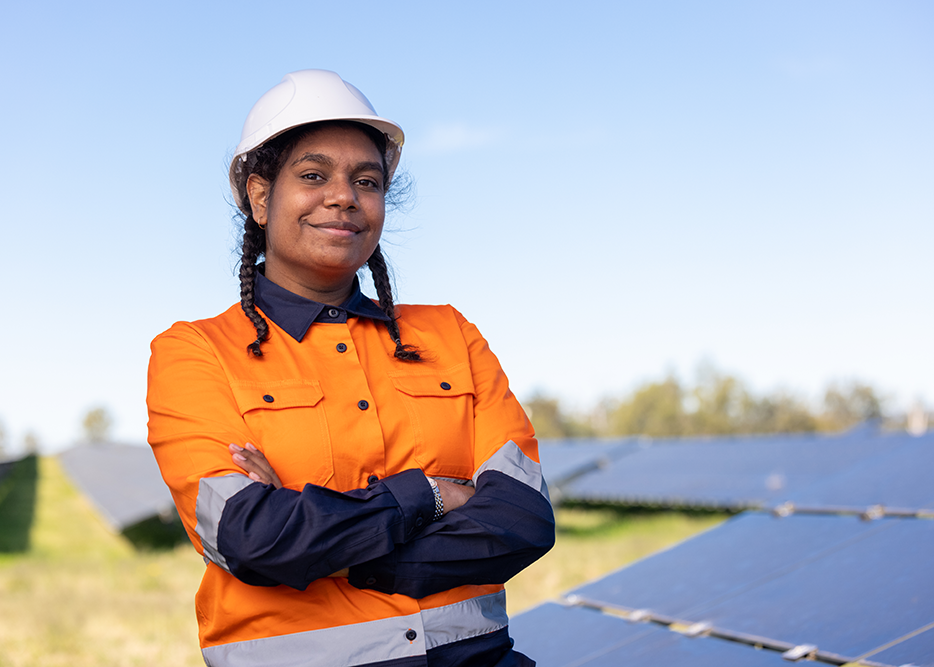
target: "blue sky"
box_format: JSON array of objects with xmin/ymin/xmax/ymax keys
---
[{"xmin": 1, "ymin": 1, "xmax": 932, "ymax": 451}]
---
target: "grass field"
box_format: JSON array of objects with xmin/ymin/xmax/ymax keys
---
[{"xmin": 0, "ymin": 456, "xmax": 725, "ymax": 666}]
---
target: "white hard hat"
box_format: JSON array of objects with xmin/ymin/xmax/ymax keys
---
[{"xmin": 229, "ymin": 69, "xmax": 404, "ymax": 210}]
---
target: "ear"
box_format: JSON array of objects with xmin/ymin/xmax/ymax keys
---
[{"xmin": 246, "ymin": 174, "xmax": 271, "ymax": 226}]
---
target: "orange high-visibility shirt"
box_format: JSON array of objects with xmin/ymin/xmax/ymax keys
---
[{"xmin": 147, "ymin": 283, "xmax": 554, "ymax": 667}]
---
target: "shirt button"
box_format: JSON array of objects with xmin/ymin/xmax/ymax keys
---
[
  {"xmin": 367, "ymin": 474, "xmax": 379, "ymax": 485},
  {"xmin": 440, "ymin": 382, "xmax": 451, "ymax": 390},
  {"xmin": 262, "ymin": 394, "xmax": 275, "ymax": 403},
  {"xmin": 415, "ymin": 516, "xmax": 424, "ymax": 528},
  {"xmin": 366, "ymin": 576, "xmax": 377, "ymax": 586},
  {"xmin": 358, "ymin": 400, "xmax": 369, "ymax": 410},
  {"xmin": 328, "ymin": 308, "xmax": 340, "ymax": 318},
  {"xmin": 336, "ymin": 343, "xmax": 347, "ymax": 353},
  {"xmin": 405, "ymin": 629, "xmax": 417, "ymax": 642}
]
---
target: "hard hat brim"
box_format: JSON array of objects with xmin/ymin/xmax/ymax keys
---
[{"xmin": 228, "ymin": 70, "xmax": 404, "ymax": 212}]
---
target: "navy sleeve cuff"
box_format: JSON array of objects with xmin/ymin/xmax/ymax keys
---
[
  {"xmin": 348, "ymin": 469, "xmax": 433, "ymax": 594},
  {"xmin": 379, "ymin": 468, "xmax": 436, "ymax": 540},
  {"xmin": 349, "ymin": 470, "xmax": 556, "ymax": 598}
]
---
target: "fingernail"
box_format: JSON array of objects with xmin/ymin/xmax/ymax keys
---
[
  {"xmin": 233, "ymin": 453, "xmax": 246, "ymax": 463},
  {"xmin": 245, "ymin": 443, "xmax": 258, "ymax": 452},
  {"xmin": 229, "ymin": 444, "xmax": 242, "ymax": 451}
]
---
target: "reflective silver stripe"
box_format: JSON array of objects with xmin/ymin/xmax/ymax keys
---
[
  {"xmin": 422, "ymin": 590, "xmax": 508, "ymax": 650},
  {"xmin": 203, "ymin": 610, "xmax": 426, "ymax": 667},
  {"xmin": 473, "ymin": 440, "xmax": 550, "ymax": 499},
  {"xmin": 195, "ymin": 474, "xmax": 254, "ymax": 573},
  {"xmin": 200, "ymin": 591, "xmax": 509, "ymax": 667}
]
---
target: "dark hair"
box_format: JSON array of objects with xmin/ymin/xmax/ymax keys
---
[{"xmin": 232, "ymin": 121, "xmax": 420, "ymax": 361}]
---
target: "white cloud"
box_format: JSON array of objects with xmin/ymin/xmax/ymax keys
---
[{"xmin": 416, "ymin": 122, "xmax": 503, "ymax": 154}]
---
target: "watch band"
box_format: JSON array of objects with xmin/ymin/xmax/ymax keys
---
[{"xmin": 426, "ymin": 477, "xmax": 444, "ymax": 521}]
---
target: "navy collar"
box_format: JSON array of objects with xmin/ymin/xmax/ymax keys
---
[{"xmin": 254, "ymin": 273, "xmax": 390, "ymax": 342}]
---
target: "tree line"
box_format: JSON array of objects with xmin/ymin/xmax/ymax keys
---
[{"xmin": 522, "ymin": 367, "xmax": 896, "ymax": 439}]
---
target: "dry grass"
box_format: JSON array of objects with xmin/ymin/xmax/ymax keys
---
[
  {"xmin": 0, "ymin": 458, "xmax": 725, "ymax": 666},
  {"xmin": 0, "ymin": 457, "xmax": 205, "ymax": 667}
]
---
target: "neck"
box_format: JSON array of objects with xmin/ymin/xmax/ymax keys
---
[{"xmin": 263, "ymin": 265, "xmax": 356, "ymax": 306}]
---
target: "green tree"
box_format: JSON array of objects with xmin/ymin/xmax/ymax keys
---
[
  {"xmin": 549, "ymin": 368, "xmax": 888, "ymax": 440},
  {"xmin": 523, "ymin": 393, "xmax": 594, "ymax": 439},
  {"xmin": 22, "ymin": 432, "xmax": 40, "ymax": 455},
  {"xmin": 819, "ymin": 382, "xmax": 886, "ymax": 431},
  {"xmin": 82, "ymin": 407, "xmax": 113, "ymax": 442},
  {"xmin": 689, "ymin": 370, "xmax": 749, "ymax": 435},
  {"xmin": 738, "ymin": 392, "xmax": 818, "ymax": 434},
  {"xmin": 600, "ymin": 368, "xmax": 823, "ymax": 437},
  {"xmin": 605, "ymin": 376, "xmax": 687, "ymax": 437}
]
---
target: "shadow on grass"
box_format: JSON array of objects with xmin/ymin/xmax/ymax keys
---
[
  {"xmin": 122, "ymin": 512, "xmax": 191, "ymax": 551},
  {"xmin": 0, "ymin": 455, "xmax": 39, "ymax": 552}
]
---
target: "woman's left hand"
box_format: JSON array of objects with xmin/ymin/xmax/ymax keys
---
[{"xmin": 230, "ymin": 443, "xmax": 283, "ymax": 489}]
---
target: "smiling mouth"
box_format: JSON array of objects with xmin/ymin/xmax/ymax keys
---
[{"xmin": 313, "ymin": 221, "xmax": 363, "ymax": 234}]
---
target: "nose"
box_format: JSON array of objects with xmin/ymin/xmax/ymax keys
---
[{"xmin": 324, "ymin": 177, "xmax": 358, "ymax": 210}]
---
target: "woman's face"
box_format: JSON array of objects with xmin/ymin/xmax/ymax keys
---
[{"xmin": 248, "ymin": 125, "xmax": 386, "ymax": 302}]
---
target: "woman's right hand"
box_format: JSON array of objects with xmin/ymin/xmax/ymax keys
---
[
  {"xmin": 434, "ymin": 479, "xmax": 475, "ymax": 514},
  {"xmin": 230, "ymin": 443, "xmax": 283, "ymax": 489}
]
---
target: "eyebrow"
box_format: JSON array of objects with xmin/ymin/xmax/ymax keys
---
[
  {"xmin": 291, "ymin": 152, "xmax": 384, "ymax": 176},
  {"xmin": 291, "ymin": 152, "xmax": 333, "ymax": 168}
]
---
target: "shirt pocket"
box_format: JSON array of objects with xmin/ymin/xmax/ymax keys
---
[
  {"xmin": 388, "ymin": 363, "xmax": 476, "ymax": 479},
  {"xmin": 230, "ymin": 379, "xmax": 334, "ymax": 488}
]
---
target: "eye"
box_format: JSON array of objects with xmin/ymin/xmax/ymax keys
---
[
  {"xmin": 301, "ymin": 172, "xmax": 324, "ymax": 182},
  {"xmin": 356, "ymin": 177, "xmax": 382, "ymax": 190}
]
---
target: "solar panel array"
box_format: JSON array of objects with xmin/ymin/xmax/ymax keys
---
[
  {"xmin": 516, "ymin": 429, "xmax": 934, "ymax": 666},
  {"xmin": 541, "ymin": 430, "xmax": 934, "ymax": 513},
  {"xmin": 58, "ymin": 443, "xmax": 175, "ymax": 530}
]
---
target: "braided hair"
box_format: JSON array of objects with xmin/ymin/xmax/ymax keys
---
[
  {"xmin": 232, "ymin": 121, "xmax": 420, "ymax": 361},
  {"xmin": 367, "ymin": 244, "xmax": 421, "ymax": 361}
]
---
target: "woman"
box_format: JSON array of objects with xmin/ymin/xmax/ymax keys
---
[{"xmin": 147, "ymin": 69, "xmax": 555, "ymax": 667}]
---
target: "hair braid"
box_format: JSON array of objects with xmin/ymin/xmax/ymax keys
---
[
  {"xmin": 368, "ymin": 244, "xmax": 421, "ymax": 362},
  {"xmin": 239, "ymin": 215, "xmax": 269, "ymax": 356}
]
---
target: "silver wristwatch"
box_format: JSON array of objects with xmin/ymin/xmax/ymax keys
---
[{"xmin": 426, "ymin": 477, "xmax": 444, "ymax": 521}]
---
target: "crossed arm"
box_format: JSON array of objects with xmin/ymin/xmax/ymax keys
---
[
  {"xmin": 223, "ymin": 441, "xmax": 555, "ymax": 598},
  {"xmin": 228, "ymin": 443, "xmax": 478, "ymax": 579}
]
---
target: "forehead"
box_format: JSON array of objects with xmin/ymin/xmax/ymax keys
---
[{"xmin": 287, "ymin": 124, "xmax": 383, "ymax": 164}]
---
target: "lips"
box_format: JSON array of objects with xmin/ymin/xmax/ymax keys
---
[{"xmin": 314, "ymin": 221, "xmax": 363, "ymax": 233}]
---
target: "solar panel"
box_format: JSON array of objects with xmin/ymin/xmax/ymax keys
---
[
  {"xmin": 681, "ymin": 517, "xmax": 934, "ymax": 660},
  {"xmin": 58, "ymin": 443, "xmax": 175, "ymax": 530},
  {"xmin": 568, "ymin": 512, "xmax": 889, "ymax": 618},
  {"xmin": 564, "ymin": 513, "xmax": 933, "ymax": 664},
  {"xmin": 588, "ymin": 626, "xmax": 806, "ymax": 667},
  {"xmin": 559, "ymin": 431, "xmax": 922, "ymax": 510},
  {"xmin": 509, "ymin": 602, "xmax": 658, "ymax": 666},
  {"xmin": 510, "ymin": 602, "xmax": 799, "ymax": 666},
  {"xmin": 784, "ymin": 435, "xmax": 934, "ymax": 511},
  {"xmin": 867, "ymin": 624, "xmax": 934, "ymax": 667},
  {"xmin": 537, "ymin": 440, "xmax": 638, "ymax": 490},
  {"xmin": 515, "ymin": 430, "xmax": 934, "ymax": 667}
]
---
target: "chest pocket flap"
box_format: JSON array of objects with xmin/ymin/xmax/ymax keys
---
[
  {"xmin": 230, "ymin": 379, "xmax": 324, "ymax": 415},
  {"xmin": 388, "ymin": 363, "xmax": 475, "ymax": 398}
]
